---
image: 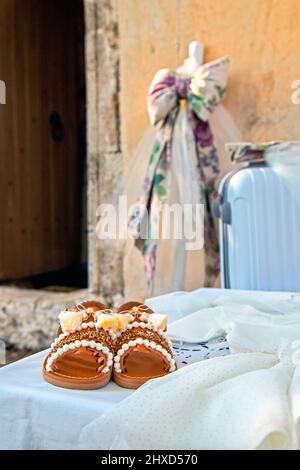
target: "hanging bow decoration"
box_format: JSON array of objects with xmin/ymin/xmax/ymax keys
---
[{"xmin": 128, "ymin": 56, "xmax": 230, "ymax": 293}]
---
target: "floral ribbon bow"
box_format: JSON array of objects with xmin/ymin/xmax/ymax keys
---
[{"xmin": 129, "ymin": 57, "xmax": 230, "ymax": 293}]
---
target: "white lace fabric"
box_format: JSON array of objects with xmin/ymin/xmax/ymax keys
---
[{"xmin": 79, "ymin": 293, "xmax": 300, "ymax": 450}]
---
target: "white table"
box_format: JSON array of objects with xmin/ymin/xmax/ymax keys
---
[{"xmin": 1, "ymin": 288, "xmax": 297, "ymax": 449}]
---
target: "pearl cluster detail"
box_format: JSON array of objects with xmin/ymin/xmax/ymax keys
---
[
  {"xmin": 124, "ymin": 321, "xmax": 173, "ymax": 349},
  {"xmin": 46, "ymin": 340, "xmax": 113, "ymax": 373},
  {"xmin": 114, "ymin": 338, "xmax": 176, "ymax": 374},
  {"xmin": 48, "ymin": 316, "xmax": 117, "ymax": 374}
]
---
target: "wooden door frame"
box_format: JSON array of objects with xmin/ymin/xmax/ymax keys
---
[{"xmin": 0, "ymin": 0, "xmax": 124, "ymax": 352}]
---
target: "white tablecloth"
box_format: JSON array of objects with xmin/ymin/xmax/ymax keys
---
[{"xmin": 0, "ymin": 288, "xmax": 298, "ymax": 449}]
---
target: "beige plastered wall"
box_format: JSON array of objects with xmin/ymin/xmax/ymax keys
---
[{"xmin": 118, "ymin": 0, "xmax": 300, "ymax": 300}]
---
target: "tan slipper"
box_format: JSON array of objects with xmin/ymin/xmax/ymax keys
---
[
  {"xmin": 112, "ymin": 301, "xmax": 176, "ymax": 389},
  {"xmin": 42, "ymin": 300, "xmax": 115, "ymax": 390}
]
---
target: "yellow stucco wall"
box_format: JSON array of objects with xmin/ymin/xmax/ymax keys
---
[{"xmin": 118, "ymin": 0, "xmax": 300, "ymax": 299}]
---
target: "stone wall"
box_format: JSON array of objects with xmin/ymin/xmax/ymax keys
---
[
  {"xmin": 85, "ymin": 0, "xmax": 124, "ymax": 300},
  {"xmin": 118, "ymin": 0, "xmax": 300, "ymax": 299},
  {"xmin": 0, "ymin": 0, "xmax": 124, "ymax": 352},
  {"xmin": 0, "ymin": 288, "xmax": 88, "ymax": 350}
]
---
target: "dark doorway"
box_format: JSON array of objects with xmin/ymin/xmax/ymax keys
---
[{"xmin": 0, "ymin": 0, "xmax": 87, "ymax": 290}]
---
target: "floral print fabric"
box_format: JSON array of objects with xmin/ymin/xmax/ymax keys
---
[{"xmin": 128, "ymin": 57, "xmax": 230, "ymax": 293}]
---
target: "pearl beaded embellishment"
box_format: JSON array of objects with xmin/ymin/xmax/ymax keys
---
[{"xmin": 48, "ymin": 319, "xmax": 116, "ymax": 375}]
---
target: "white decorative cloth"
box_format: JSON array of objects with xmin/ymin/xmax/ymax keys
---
[
  {"xmin": 125, "ymin": 57, "xmax": 242, "ymax": 296},
  {"xmin": 80, "ymin": 291, "xmax": 300, "ymax": 450}
]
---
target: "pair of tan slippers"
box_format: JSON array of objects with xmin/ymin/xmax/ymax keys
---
[{"xmin": 42, "ymin": 300, "xmax": 176, "ymax": 390}]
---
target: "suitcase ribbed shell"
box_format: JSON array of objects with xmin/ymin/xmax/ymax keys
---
[{"xmin": 219, "ymin": 164, "xmax": 300, "ymax": 291}]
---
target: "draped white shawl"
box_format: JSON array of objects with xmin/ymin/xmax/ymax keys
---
[{"xmin": 79, "ymin": 291, "xmax": 300, "ymax": 450}]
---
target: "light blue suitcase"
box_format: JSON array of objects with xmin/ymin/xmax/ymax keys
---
[{"xmin": 215, "ymin": 160, "xmax": 300, "ymax": 291}]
